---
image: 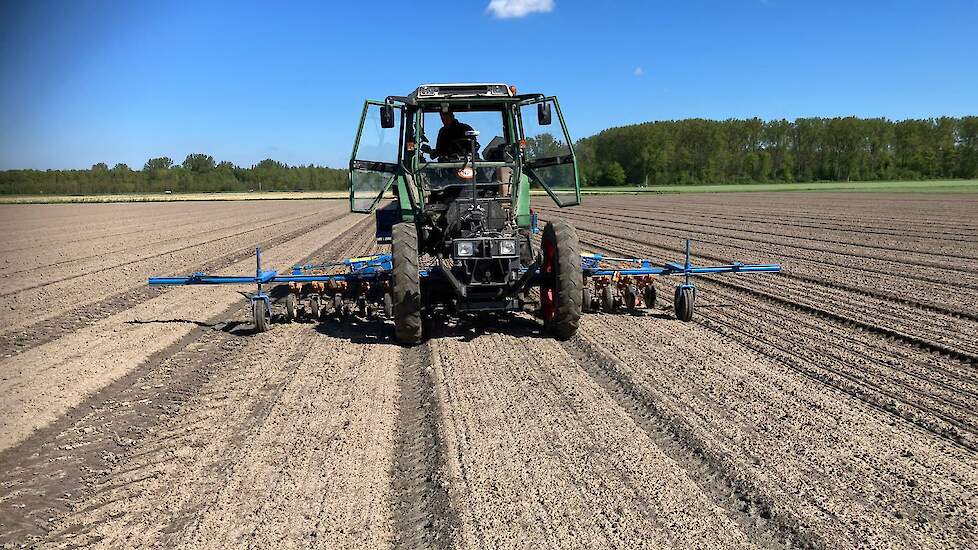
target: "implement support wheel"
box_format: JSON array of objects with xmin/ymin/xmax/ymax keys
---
[
  {"xmin": 383, "ymin": 292, "xmax": 393, "ymax": 319},
  {"xmin": 392, "ymin": 222, "xmax": 423, "ymax": 344},
  {"xmin": 253, "ymin": 299, "xmax": 270, "ymax": 332},
  {"xmin": 285, "ymin": 293, "xmax": 297, "ymax": 322},
  {"xmin": 674, "ymin": 286, "xmax": 695, "ymax": 322},
  {"xmin": 308, "ymin": 294, "xmax": 321, "ymax": 320},
  {"xmin": 643, "ymin": 286, "xmax": 656, "ymax": 309},
  {"xmin": 540, "ymin": 220, "xmax": 583, "ymax": 339},
  {"xmin": 582, "ymin": 287, "xmax": 593, "ymax": 313},
  {"xmin": 601, "ymin": 285, "xmax": 615, "ymax": 313},
  {"xmin": 624, "ymin": 285, "xmax": 638, "ymax": 309}
]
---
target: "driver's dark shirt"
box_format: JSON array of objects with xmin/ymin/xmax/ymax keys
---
[{"xmin": 434, "ymin": 119, "xmax": 475, "ymax": 160}]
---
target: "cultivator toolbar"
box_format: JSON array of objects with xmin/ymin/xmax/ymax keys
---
[{"xmin": 148, "ymin": 240, "xmax": 780, "ymax": 332}]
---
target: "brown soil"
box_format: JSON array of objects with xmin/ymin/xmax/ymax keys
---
[{"xmin": 1, "ymin": 193, "xmax": 976, "ymax": 549}]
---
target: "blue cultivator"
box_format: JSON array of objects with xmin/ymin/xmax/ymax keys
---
[
  {"xmin": 148, "ymin": 239, "xmax": 780, "ymax": 332},
  {"xmin": 581, "ymin": 239, "xmax": 780, "ymax": 321}
]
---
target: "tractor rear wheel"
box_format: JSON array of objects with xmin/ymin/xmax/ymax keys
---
[
  {"xmin": 674, "ymin": 286, "xmax": 694, "ymax": 322},
  {"xmin": 392, "ymin": 222, "xmax": 423, "ymax": 344},
  {"xmin": 540, "ymin": 220, "xmax": 583, "ymax": 339}
]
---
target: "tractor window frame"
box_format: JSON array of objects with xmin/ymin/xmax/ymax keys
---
[
  {"xmin": 349, "ymin": 100, "xmax": 405, "ymax": 213},
  {"xmin": 517, "ymin": 96, "xmax": 581, "ymax": 207}
]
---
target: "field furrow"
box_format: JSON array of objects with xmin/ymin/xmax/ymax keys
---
[{"xmin": 3, "ymin": 193, "xmax": 977, "ymax": 550}]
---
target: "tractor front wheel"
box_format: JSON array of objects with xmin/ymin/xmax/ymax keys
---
[
  {"xmin": 392, "ymin": 222, "xmax": 423, "ymax": 344},
  {"xmin": 540, "ymin": 220, "xmax": 583, "ymax": 339}
]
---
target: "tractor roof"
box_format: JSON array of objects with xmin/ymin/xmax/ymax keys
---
[
  {"xmin": 387, "ymin": 83, "xmax": 544, "ymax": 106},
  {"xmin": 411, "ymin": 83, "xmax": 514, "ymax": 100}
]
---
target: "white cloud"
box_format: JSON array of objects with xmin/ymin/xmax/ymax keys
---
[
  {"xmin": 634, "ymin": 67, "xmax": 644, "ymax": 76},
  {"xmin": 486, "ymin": 0, "xmax": 555, "ymax": 19}
]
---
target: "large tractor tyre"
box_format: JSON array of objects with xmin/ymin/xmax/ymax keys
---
[
  {"xmin": 392, "ymin": 222, "xmax": 423, "ymax": 345},
  {"xmin": 540, "ymin": 220, "xmax": 583, "ymax": 340},
  {"xmin": 674, "ymin": 286, "xmax": 695, "ymax": 322}
]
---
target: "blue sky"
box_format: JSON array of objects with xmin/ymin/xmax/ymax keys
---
[{"xmin": 1, "ymin": 0, "xmax": 975, "ymax": 170}]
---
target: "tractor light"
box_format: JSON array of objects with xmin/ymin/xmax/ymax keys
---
[
  {"xmin": 455, "ymin": 241, "xmax": 475, "ymax": 257},
  {"xmin": 457, "ymin": 166, "xmax": 475, "ymax": 179},
  {"xmin": 406, "ymin": 141, "xmax": 415, "ymax": 152},
  {"xmin": 497, "ymin": 239, "xmax": 517, "ymax": 256}
]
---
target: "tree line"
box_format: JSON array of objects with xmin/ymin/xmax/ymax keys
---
[
  {"xmin": 2, "ymin": 116, "xmax": 977, "ymax": 195},
  {"xmin": 575, "ymin": 116, "xmax": 978, "ymax": 186},
  {"xmin": 0, "ymin": 155, "xmax": 348, "ymax": 195}
]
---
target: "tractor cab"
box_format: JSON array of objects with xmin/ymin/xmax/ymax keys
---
[
  {"xmin": 347, "ymin": 84, "xmax": 586, "ymax": 338},
  {"xmin": 349, "ymin": 83, "xmax": 581, "ymax": 237}
]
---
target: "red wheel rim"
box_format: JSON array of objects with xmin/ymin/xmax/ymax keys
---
[{"xmin": 541, "ymin": 240, "xmax": 557, "ymax": 320}]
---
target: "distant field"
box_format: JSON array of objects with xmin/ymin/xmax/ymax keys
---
[
  {"xmin": 0, "ymin": 190, "xmax": 348, "ymax": 204},
  {"xmin": 2, "ymin": 179, "xmax": 976, "ymax": 204},
  {"xmin": 581, "ymin": 179, "xmax": 978, "ymax": 194}
]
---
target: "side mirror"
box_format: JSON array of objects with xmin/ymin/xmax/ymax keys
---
[
  {"xmin": 537, "ymin": 102, "xmax": 552, "ymax": 126},
  {"xmin": 380, "ymin": 105, "xmax": 395, "ymax": 129}
]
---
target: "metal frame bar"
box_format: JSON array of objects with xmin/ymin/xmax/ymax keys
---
[{"xmin": 149, "ymin": 241, "xmax": 780, "ymax": 290}]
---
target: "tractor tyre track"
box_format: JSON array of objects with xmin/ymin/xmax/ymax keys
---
[
  {"xmin": 390, "ymin": 342, "xmax": 459, "ymax": 550},
  {"xmin": 562, "ymin": 335, "xmax": 821, "ymax": 550}
]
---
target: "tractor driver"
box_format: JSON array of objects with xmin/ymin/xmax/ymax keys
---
[{"xmin": 425, "ymin": 110, "xmax": 477, "ymax": 161}]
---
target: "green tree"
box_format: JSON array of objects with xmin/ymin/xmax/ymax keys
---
[
  {"xmin": 598, "ymin": 161, "xmax": 626, "ymax": 186},
  {"xmin": 182, "ymin": 153, "xmax": 215, "ymax": 173},
  {"xmin": 144, "ymin": 156, "xmax": 173, "ymax": 171}
]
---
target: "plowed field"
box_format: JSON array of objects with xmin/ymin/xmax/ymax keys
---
[{"xmin": 2, "ymin": 193, "xmax": 976, "ymax": 549}]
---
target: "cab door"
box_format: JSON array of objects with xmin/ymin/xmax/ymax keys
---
[
  {"xmin": 349, "ymin": 101, "xmax": 403, "ymax": 213},
  {"xmin": 518, "ymin": 97, "xmax": 581, "ymax": 206}
]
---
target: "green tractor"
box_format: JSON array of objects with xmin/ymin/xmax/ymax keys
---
[
  {"xmin": 351, "ymin": 83, "xmax": 584, "ymax": 344},
  {"xmin": 148, "ymin": 84, "xmax": 780, "ymax": 341}
]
